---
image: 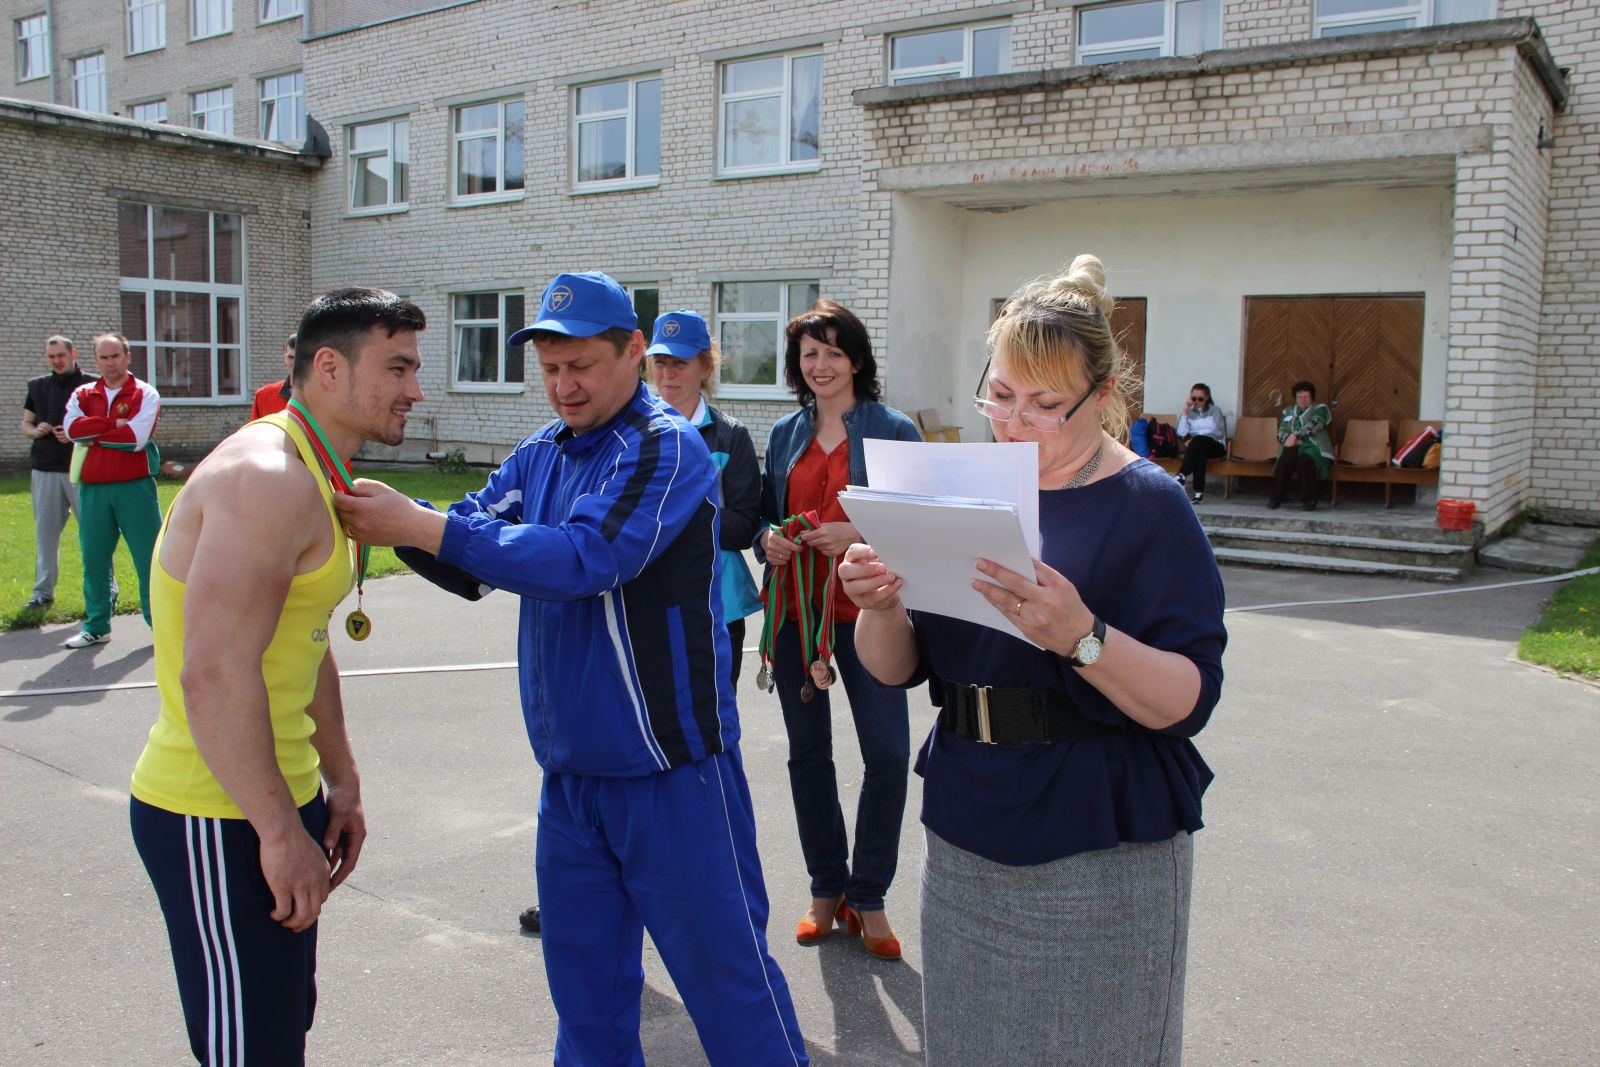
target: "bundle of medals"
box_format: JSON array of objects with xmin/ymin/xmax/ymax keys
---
[{"xmin": 755, "ymin": 512, "xmax": 839, "ymax": 701}]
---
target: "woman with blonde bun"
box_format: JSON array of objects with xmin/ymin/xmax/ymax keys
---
[{"xmin": 839, "ymin": 255, "xmax": 1226, "ymax": 1065}]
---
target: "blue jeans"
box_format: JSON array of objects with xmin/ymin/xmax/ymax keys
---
[{"xmin": 774, "ymin": 619, "xmax": 910, "ymax": 912}]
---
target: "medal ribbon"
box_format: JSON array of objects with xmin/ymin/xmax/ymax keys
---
[
  {"xmin": 285, "ymin": 400, "xmax": 370, "ymax": 596},
  {"xmin": 757, "ymin": 512, "xmax": 837, "ymax": 693}
]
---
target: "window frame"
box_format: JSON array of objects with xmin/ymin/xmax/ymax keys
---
[
  {"xmin": 259, "ymin": 0, "xmax": 302, "ymax": 25},
  {"xmin": 450, "ymin": 290, "xmax": 527, "ymax": 392},
  {"xmin": 16, "ymin": 14, "xmax": 50, "ymax": 81},
  {"xmin": 450, "ymin": 97, "xmax": 527, "ymax": 205},
  {"xmin": 569, "ymin": 73, "xmax": 662, "ymax": 194},
  {"xmin": 126, "ymin": 0, "xmax": 165, "ymax": 54},
  {"xmin": 118, "ymin": 203, "xmax": 249, "ymax": 405},
  {"xmin": 71, "ymin": 53, "xmax": 107, "ymax": 113},
  {"xmin": 190, "ymin": 86, "xmax": 234, "ymax": 134},
  {"xmin": 716, "ymin": 49, "xmax": 823, "ymax": 179},
  {"xmin": 1312, "ymin": 0, "xmax": 1492, "ymax": 36},
  {"xmin": 713, "ymin": 279, "xmax": 821, "ymax": 399},
  {"xmin": 130, "ymin": 99, "xmax": 168, "ymax": 122},
  {"xmin": 1075, "ymin": 0, "xmax": 1220, "ymax": 65},
  {"xmin": 190, "ymin": 0, "xmax": 230, "ymax": 40},
  {"xmin": 259, "ymin": 71, "xmax": 304, "ymax": 142},
  {"xmin": 346, "ymin": 116, "xmax": 411, "ymax": 216},
  {"xmin": 887, "ymin": 21, "xmax": 1012, "ymax": 85}
]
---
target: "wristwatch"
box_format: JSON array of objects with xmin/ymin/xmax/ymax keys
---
[{"xmin": 1068, "ymin": 615, "xmax": 1106, "ymax": 668}]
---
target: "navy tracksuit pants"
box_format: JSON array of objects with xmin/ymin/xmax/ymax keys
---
[
  {"xmin": 537, "ymin": 746, "xmax": 808, "ymax": 1067},
  {"xmin": 131, "ymin": 794, "xmax": 326, "ymax": 1066}
]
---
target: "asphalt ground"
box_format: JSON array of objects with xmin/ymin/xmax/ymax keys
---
[{"xmin": 2, "ymin": 563, "xmax": 1596, "ymax": 1066}]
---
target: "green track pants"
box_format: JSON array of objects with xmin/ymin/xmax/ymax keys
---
[{"xmin": 78, "ymin": 477, "xmax": 162, "ymax": 636}]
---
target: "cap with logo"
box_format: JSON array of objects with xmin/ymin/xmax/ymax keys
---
[
  {"xmin": 646, "ymin": 310, "xmax": 712, "ymax": 360},
  {"xmin": 507, "ymin": 272, "xmax": 638, "ymax": 346}
]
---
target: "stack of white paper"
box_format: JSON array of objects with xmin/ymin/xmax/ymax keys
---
[{"xmin": 838, "ymin": 440, "xmax": 1040, "ymax": 644}]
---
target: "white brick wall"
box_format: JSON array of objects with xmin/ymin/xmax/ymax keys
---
[{"xmin": 5, "ymin": 0, "xmax": 1593, "ymax": 524}]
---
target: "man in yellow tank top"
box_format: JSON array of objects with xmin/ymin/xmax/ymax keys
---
[{"xmin": 129, "ymin": 287, "xmax": 426, "ymax": 1066}]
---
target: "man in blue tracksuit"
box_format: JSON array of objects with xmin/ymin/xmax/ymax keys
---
[{"xmin": 337, "ymin": 272, "xmax": 808, "ymax": 1067}]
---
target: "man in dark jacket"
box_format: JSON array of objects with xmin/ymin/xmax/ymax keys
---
[{"xmin": 20, "ymin": 336, "xmax": 100, "ymax": 610}]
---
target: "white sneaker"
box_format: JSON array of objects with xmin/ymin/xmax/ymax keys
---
[
  {"xmin": 1192, "ymin": 492, "xmax": 1204, "ymax": 504},
  {"xmin": 63, "ymin": 631, "xmax": 110, "ymax": 649},
  {"xmin": 1175, "ymin": 473, "xmax": 1186, "ymax": 486}
]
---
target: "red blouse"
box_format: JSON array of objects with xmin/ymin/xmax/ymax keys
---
[{"xmin": 782, "ymin": 436, "xmax": 859, "ymax": 626}]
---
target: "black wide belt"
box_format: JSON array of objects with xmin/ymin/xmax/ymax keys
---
[{"xmin": 938, "ymin": 683, "xmax": 1120, "ymax": 744}]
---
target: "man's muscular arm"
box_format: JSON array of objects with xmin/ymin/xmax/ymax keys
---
[
  {"xmin": 306, "ymin": 649, "xmax": 365, "ymax": 890},
  {"xmin": 180, "ymin": 456, "xmax": 332, "ymax": 933}
]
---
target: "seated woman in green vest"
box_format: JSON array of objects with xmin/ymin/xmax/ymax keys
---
[{"xmin": 1269, "ymin": 380, "xmax": 1333, "ymax": 511}]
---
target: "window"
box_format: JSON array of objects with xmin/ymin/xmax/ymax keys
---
[
  {"xmin": 1076, "ymin": 0, "xmax": 1221, "ymax": 65},
  {"xmin": 259, "ymin": 72, "xmax": 304, "ymax": 141},
  {"xmin": 190, "ymin": 87, "xmax": 233, "ymax": 134},
  {"xmin": 127, "ymin": 0, "xmax": 165, "ymax": 53},
  {"xmin": 1314, "ymin": 0, "xmax": 1495, "ymax": 37},
  {"xmin": 889, "ymin": 23, "xmax": 1011, "ymax": 84},
  {"xmin": 715, "ymin": 280, "xmax": 820, "ymax": 392},
  {"xmin": 118, "ymin": 203, "xmax": 245, "ymax": 401},
  {"xmin": 130, "ymin": 100, "xmax": 168, "ymax": 122},
  {"xmin": 348, "ymin": 118, "xmax": 410, "ymax": 212},
  {"xmin": 16, "ymin": 15, "xmax": 49, "ymax": 81},
  {"xmin": 572, "ymin": 75, "xmax": 661, "ymax": 188},
  {"xmin": 260, "ymin": 0, "xmax": 301, "ymax": 22},
  {"xmin": 453, "ymin": 99, "xmax": 525, "ymax": 200},
  {"xmin": 625, "ymin": 284, "xmax": 659, "ymax": 338},
  {"xmin": 71, "ymin": 54, "xmax": 107, "ymax": 113},
  {"xmin": 452, "ymin": 292, "xmax": 526, "ymax": 388},
  {"xmin": 191, "ymin": 0, "xmax": 229, "ymax": 38},
  {"xmin": 719, "ymin": 51, "xmax": 821, "ymax": 175}
]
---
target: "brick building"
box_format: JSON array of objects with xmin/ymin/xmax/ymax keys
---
[
  {"xmin": 0, "ymin": 100, "xmax": 316, "ymax": 459},
  {"xmin": 4, "ymin": 0, "xmax": 1596, "ymax": 528},
  {"xmin": 0, "ymin": 0, "xmax": 413, "ymax": 137}
]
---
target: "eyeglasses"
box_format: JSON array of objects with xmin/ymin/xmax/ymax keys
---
[{"xmin": 971, "ymin": 360, "xmax": 1099, "ymax": 434}]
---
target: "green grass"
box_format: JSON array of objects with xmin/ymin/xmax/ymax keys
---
[
  {"xmin": 0, "ymin": 468, "xmax": 489, "ymax": 632},
  {"xmin": 1518, "ymin": 540, "xmax": 1600, "ymax": 680}
]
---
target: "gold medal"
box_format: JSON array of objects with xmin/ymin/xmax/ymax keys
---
[{"xmin": 345, "ymin": 609, "xmax": 372, "ymax": 641}]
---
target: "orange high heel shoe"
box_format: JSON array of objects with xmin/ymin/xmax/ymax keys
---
[
  {"xmin": 842, "ymin": 904, "xmax": 902, "ymax": 961},
  {"xmin": 795, "ymin": 893, "xmax": 846, "ymax": 945}
]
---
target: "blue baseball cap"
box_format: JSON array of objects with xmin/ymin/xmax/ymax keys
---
[
  {"xmin": 507, "ymin": 272, "xmax": 637, "ymax": 346},
  {"xmin": 646, "ymin": 310, "xmax": 712, "ymax": 360}
]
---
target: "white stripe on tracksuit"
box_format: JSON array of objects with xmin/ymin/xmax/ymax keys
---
[{"xmin": 186, "ymin": 816, "xmax": 245, "ymax": 1066}]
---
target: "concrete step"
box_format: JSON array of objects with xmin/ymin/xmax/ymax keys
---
[
  {"xmin": 1196, "ymin": 508, "xmax": 1475, "ymax": 547},
  {"xmin": 1479, "ymin": 523, "xmax": 1598, "ymax": 574},
  {"xmin": 1211, "ymin": 546, "xmax": 1466, "ymax": 582},
  {"xmin": 1206, "ymin": 526, "xmax": 1475, "ymax": 570}
]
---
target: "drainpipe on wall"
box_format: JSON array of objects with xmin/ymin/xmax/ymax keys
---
[{"xmin": 44, "ymin": 0, "xmax": 59, "ymax": 104}]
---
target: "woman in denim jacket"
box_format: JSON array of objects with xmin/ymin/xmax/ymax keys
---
[{"xmin": 756, "ymin": 300, "xmax": 920, "ymax": 960}]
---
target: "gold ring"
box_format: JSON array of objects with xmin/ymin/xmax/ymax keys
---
[{"xmin": 1014, "ymin": 599, "xmax": 1025, "ymax": 615}]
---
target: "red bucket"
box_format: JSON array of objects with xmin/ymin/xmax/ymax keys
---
[{"xmin": 1437, "ymin": 499, "xmax": 1476, "ymax": 531}]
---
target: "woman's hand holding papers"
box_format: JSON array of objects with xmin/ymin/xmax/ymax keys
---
[
  {"xmin": 839, "ymin": 543, "xmax": 905, "ymax": 614},
  {"xmin": 972, "ymin": 557, "xmax": 1093, "ymax": 659}
]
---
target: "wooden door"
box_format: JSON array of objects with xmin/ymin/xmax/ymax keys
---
[
  {"xmin": 1328, "ymin": 297, "xmax": 1423, "ymax": 430},
  {"xmin": 1242, "ymin": 294, "xmax": 1421, "ymax": 427},
  {"xmin": 1111, "ymin": 297, "xmax": 1147, "ymax": 414},
  {"xmin": 1241, "ymin": 297, "xmax": 1334, "ymax": 417}
]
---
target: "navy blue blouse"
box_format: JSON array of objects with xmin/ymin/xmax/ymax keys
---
[{"xmin": 907, "ymin": 459, "xmax": 1227, "ymax": 867}]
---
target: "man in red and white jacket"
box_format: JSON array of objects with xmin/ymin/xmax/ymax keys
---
[{"xmin": 61, "ymin": 333, "xmax": 163, "ymax": 649}]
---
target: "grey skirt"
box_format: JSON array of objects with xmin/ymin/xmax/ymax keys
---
[{"xmin": 921, "ymin": 829, "xmax": 1194, "ymax": 1067}]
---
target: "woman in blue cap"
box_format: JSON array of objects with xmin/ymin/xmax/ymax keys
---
[{"xmin": 647, "ymin": 309, "xmax": 764, "ymax": 682}]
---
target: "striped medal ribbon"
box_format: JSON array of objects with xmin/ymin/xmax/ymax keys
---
[{"xmin": 286, "ymin": 399, "xmax": 373, "ymax": 640}]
